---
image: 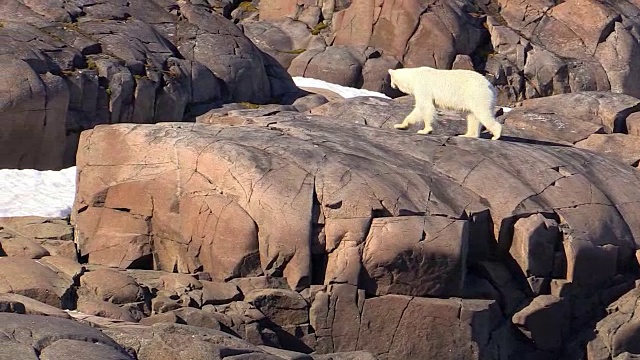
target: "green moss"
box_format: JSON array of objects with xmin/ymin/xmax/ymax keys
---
[
  {"xmin": 283, "ymin": 48, "xmax": 306, "ymax": 54},
  {"xmin": 105, "ymin": 88, "xmax": 112, "ymax": 96},
  {"xmin": 134, "ymin": 74, "xmax": 149, "ymax": 81},
  {"xmin": 238, "ymin": 1, "xmax": 258, "ymax": 12},
  {"xmin": 86, "ymin": 59, "xmax": 98, "ymax": 70},
  {"xmin": 62, "ymin": 22, "xmax": 82, "ymax": 32},
  {"xmin": 240, "ymin": 102, "xmax": 260, "ymax": 109},
  {"xmin": 311, "ymin": 22, "xmax": 328, "ymax": 35}
]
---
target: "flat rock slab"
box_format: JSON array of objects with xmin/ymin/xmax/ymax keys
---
[
  {"xmin": 0, "ymin": 313, "xmax": 131, "ymax": 359},
  {"xmin": 73, "ymin": 115, "xmax": 640, "ymax": 298},
  {"xmin": 575, "ymin": 133, "xmax": 640, "ymax": 167},
  {"xmin": 0, "ymin": 217, "xmax": 75, "ymax": 259},
  {"xmin": 500, "ymin": 92, "xmax": 640, "ymax": 144},
  {"xmin": 0, "ymin": 257, "xmax": 76, "ymax": 308}
]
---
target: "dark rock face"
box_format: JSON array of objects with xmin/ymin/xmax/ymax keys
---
[{"xmin": 0, "ymin": 0, "xmax": 301, "ymax": 170}]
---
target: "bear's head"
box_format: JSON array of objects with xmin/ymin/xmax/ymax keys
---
[{"xmin": 388, "ymin": 69, "xmax": 398, "ymax": 90}]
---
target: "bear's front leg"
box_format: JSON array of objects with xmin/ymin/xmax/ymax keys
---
[
  {"xmin": 459, "ymin": 113, "xmax": 481, "ymax": 138},
  {"xmin": 416, "ymin": 102, "xmax": 435, "ymax": 135},
  {"xmin": 394, "ymin": 108, "xmax": 420, "ymax": 130}
]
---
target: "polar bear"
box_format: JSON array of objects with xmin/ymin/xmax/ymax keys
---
[{"xmin": 388, "ymin": 67, "xmax": 502, "ymax": 140}]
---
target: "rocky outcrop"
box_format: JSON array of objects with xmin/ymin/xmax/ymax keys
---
[
  {"xmin": 0, "ymin": 0, "xmax": 302, "ymax": 171},
  {"xmin": 242, "ymin": 0, "xmax": 640, "ymax": 104},
  {"xmin": 0, "ymin": 313, "xmax": 133, "ymax": 360},
  {"xmin": 67, "ymin": 89, "xmax": 640, "ymax": 358}
]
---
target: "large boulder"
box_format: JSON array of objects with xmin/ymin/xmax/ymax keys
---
[
  {"xmin": 71, "ymin": 98, "xmax": 640, "ymax": 358},
  {"xmin": 0, "ymin": 257, "xmax": 77, "ymax": 309}
]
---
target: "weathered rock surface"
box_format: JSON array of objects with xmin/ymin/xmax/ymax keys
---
[
  {"xmin": 0, "ymin": 217, "xmax": 75, "ymax": 259},
  {"xmin": 575, "ymin": 134, "xmax": 640, "ymax": 167},
  {"xmin": 0, "ymin": 313, "xmax": 133, "ymax": 360},
  {"xmin": 0, "ymin": 0, "xmax": 302, "ymax": 171},
  {"xmin": 0, "ymin": 257, "xmax": 76, "ymax": 309},
  {"xmin": 249, "ymin": 0, "xmax": 640, "ymax": 104},
  {"xmin": 69, "ymin": 93, "xmax": 640, "ymax": 358},
  {"xmin": 588, "ymin": 284, "xmax": 640, "ymax": 359}
]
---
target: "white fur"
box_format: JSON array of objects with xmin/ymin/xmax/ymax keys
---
[{"xmin": 389, "ymin": 67, "xmax": 502, "ymax": 140}]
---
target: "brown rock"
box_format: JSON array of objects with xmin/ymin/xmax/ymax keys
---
[
  {"xmin": 310, "ymin": 284, "xmax": 364, "ymax": 353},
  {"xmin": 0, "ymin": 257, "xmax": 75, "ymax": 308},
  {"xmin": 0, "ymin": 59, "xmax": 69, "ymax": 170},
  {"xmin": 332, "ymin": 0, "xmax": 375, "ymax": 47},
  {"xmin": 139, "ymin": 311, "xmax": 179, "ymax": 326},
  {"xmin": 74, "ymin": 206, "xmax": 153, "ymax": 269},
  {"xmin": 563, "ymin": 236, "xmax": 618, "ymax": 287},
  {"xmin": 368, "ymin": 0, "xmax": 421, "ymax": 60},
  {"xmin": 501, "ymin": 91, "xmax": 640, "ymax": 143},
  {"xmin": 103, "ymin": 321, "xmax": 296, "ymax": 359},
  {"xmin": 311, "ymin": 351, "xmax": 377, "ymax": 360},
  {"xmin": 0, "ymin": 293, "xmax": 71, "ymax": 318},
  {"xmin": 451, "ymin": 54, "xmax": 475, "ymax": 71},
  {"xmin": 228, "ymin": 276, "xmax": 291, "ymax": 296},
  {"xmin": 242, "ymin": 19, "xmax": 314, "ymax": 68},
  {"xmin": 497, "ymin": 0, "xmax": 553, "ymax": 37},
  {"xmin": 76, "ymin": 298, "xmax": 138, "ymax": 322},
  {"xmin": 171, "ymin": 307, "xmax": 224, "ymax": 330},
  {"xmin": 0, "ymin": 313, "xmax": 131, "ymax": 359},
  {"xmin": 159, "ymin": 273, "xmax": 203, "ymax": 294},
  {"xmin": 512, "ymin": 295, "xmax": 569, "ymax": 351},
  {"xmin": 292, "ymin": 93, "xmax": 330, "ymax": 112},
  {"xmin": 595, "ymin": 22, "xmax": 640, "ymax": 99},
  {"xmin": 361, "ymin": 55, "xmax": 401, "ymax": 94},
  {"xmin": 627, "ymin": 112, "xmax": 640, "ymax": 136},
  {"xmin": 201, "ymin": 280, "xmax": 243, "ymax": 305},
  {"xmin": 357, "ymin": 295, "xmax": 502, "ymax": 359},
  {"xmin": 510, "ymin": 214, "xmax": 560, "ymax": 278},
  {"xmin": 80, "ymin": 269, "xmax": 145, "ymax": 304},
  {"xmin": 151, "ymin": 292, "xmax": 183, "ymax": 314},
  {"xmin": 39, "ymin": 339, "xmax": 133, "ymax": 360},
  {"xmin": 38, "ymin": 255, "xmax": 84, "ymax": 281},
  {"xmin": 74, "ymin": 110, "xmax": 640, "ymax": 292},
  {"xmin": 259, "ymin": 0, "xmax": 299, "ymax": 21},
  {"xmin": 0, "ymin": 217, "xmax": 75, "ymax": 259},
  {"xmin": 589, "ymin": 285, "xmax": 640, "ymax": 358},
  {"xmin": 0, "ymin": 235, "xmax": 50, "ymax": 259},
  {"xmin": 547, "ymin": 0, "xmax": 618, "ymax": 56},
  {"xmin": 361, "ymin": 215, "xmax": 468, "ymax": 297},
  {"xmin": 180, "ymin": 192, "xmax": 262, "ymax": 281},
  {"xmin": 289, "ymin": 46, "xmax": 365, "ymax": 87},
  {"xmin": 245, "ymin": 288, "xmax": 309, "ymax": 326},
  {"xmin": 575, "ymin": 134, "xmax": 640, "ymax": 167},
  {"xmin": 474, "ymin": 261, "xmax": 528, "ymax": 315}
]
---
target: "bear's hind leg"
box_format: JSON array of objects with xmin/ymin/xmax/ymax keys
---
[
  {"xmin": 459, "ymin": 113, "xmax": 481, "ymax": 138},
  {"xmin": 474, "ymin": 111, "xmax": 502, "ymax": 140},
  {"xmin": 416, "ymin": 101, "xmax": 435, "ymax": 135},
  {"xmin": 394, "ymin": 108, "xmax": 420, "ymax": 130}
]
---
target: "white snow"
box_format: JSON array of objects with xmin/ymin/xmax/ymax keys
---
[
  {"xmin": 0, "ymin": 167, "xmax": 76, "ymax": 218},
  {"xmin": 0, "ymin": 77, "xmax": 508, "ymax": 218},
  {"xmin": 292, "ymin": 77, "xmax": 390, "ymax": 99}
]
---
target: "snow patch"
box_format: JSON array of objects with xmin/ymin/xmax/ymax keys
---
[
  {"xmin": 292, "ymin": 77, "xmax": 390, "ymax": 99},
  {"xmin": 0, "ymin": 167, "xmax": 76, "ymax": 218}
]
